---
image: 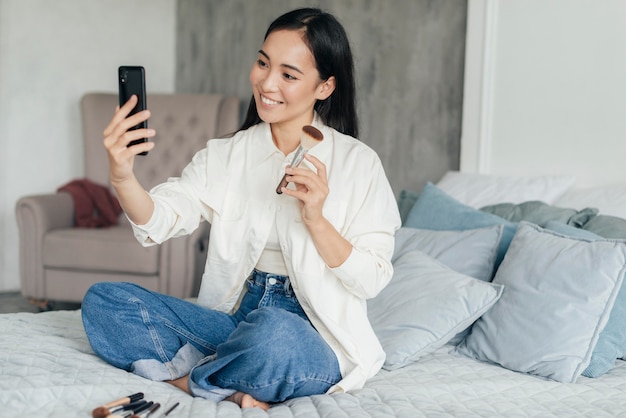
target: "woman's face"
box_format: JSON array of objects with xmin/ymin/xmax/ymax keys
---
[{"xmin": 250, "ymin": 29, "xmax": 334, "ymax": 131}]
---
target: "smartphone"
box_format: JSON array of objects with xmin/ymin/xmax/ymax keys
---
[{"xmin": 118, "ymin": 65, "xmax": 148, "ymax": 155}]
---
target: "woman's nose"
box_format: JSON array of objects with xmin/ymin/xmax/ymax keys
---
[{"xmin": 261, "ymin": 70, "xmax": 279, "ymax": 91}]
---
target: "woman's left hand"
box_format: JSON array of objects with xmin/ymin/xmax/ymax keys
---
[{"xmin": 281, "ymin": 153, "xmax": 328, "ymax": 225}]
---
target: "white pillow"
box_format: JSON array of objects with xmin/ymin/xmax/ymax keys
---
[
  {"xmin": 368, "ymin": 250, "xmax": 503, "ymax": 370},
  {"xmin": 436, "ymin": 171, "xmax": 576, "ymax": 208},
  {"xmin": 455, "ymin": 222, "xmax": 626, "ymax": 383},
  {"xmin": 555, "ymin": 183, "xmax": 626, "ymax": 219}
]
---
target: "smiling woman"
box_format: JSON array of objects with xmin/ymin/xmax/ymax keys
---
[{"xmin": 81, "ymin": 7, "xmax": 400, "ymax": 411}]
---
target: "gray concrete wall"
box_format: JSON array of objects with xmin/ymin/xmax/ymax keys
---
[{"xmin": 176, "ymin": 0, "xmax": 467, "ymax": 196}]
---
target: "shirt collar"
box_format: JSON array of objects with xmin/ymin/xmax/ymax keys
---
[
  {"xmin": 256, "ymin": 122, "xmax": 281, "ymax": 164},
  {"xmin": 252, "ymin": 113, "xmax": 334, "ymax": 167}
]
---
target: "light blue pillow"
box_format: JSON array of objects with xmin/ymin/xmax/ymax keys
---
[
  {"xmin": 397, "ymin": 189, "xmax": 419, "ymax": 225},
  {"xmin": 368, "ymin": 250, "xmax": 503, "ymax": 370},
  {"xmin": 404, "ymin": 182, "xmax": 517, "ymax": 271},
  {"xmin": 544, "ymin": 220, "xmax": 626, "ymax": 377},
  {"xmin": 393, "ymin": 225, "xmax": 502, "ymax": 282},
  {"xmin": 455, "ymin": 222, "xmax": 626, "ymax": 383}
]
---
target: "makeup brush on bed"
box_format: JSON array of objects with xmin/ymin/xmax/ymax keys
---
[
  {"xmin": 276, "ymin": 125, "xmax": 324, "ymax": 194},
  {"xmin": 129, "ymin": 402, "xmax": 160, "ymax": 418},
  {"xmin": 106, "ymin": 401, "xmax": 154, "ymax": 418},
  {"xmin": 91, "ymin": 393, "xmax": 144, "ymax": 418}
]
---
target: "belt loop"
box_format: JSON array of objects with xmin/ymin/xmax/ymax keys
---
[{"xmin": 283, "ymin": 277, "xmax": 292, "ymax": 296}]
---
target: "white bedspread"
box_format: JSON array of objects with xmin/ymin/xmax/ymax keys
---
[{"xmin": 1, "ymin": 310, "xmax": 626, "ymax": 417}]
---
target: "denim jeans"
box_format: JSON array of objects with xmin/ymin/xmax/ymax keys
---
[{"xmin": 81, "ymin": 270, "xmax": 341, "ymax": 403}]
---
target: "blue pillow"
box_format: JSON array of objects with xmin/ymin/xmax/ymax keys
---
[
  {"xmin": 397, "ymin": 189, "xmax": 419, "ymax": 225},
  {"xmin": 455, "ymin": 222, "xmax": 626, "ymax": 383},
  {"xmin": 404, "ymin": 182, "xmax": 517, "ymax": 270},
  {"xmin": 545, "ymin": 220, "xmax": 626, "ymax": 378}
]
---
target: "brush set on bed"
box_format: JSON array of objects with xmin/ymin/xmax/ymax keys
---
[{"xmin": 92, "ymin": 392, "xmax": 179, "ymax": 418}]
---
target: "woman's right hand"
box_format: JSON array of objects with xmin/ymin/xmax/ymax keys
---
[{"xmin": 103, "ymin": 94, "xmax": 156, "ymax": 186}]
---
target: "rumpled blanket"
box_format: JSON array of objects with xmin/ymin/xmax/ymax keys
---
[{"xmin": 57, "ymin": 178, "xmax": 122, "ymax": 228}]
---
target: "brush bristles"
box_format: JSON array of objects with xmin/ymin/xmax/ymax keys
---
[
  {"xmin": 300, "ymin": 125, "xmax": 323, "ymax": 150},
  {"xmin": 92, "ymin": 407, "xmax": 109, "ymax": 418}
]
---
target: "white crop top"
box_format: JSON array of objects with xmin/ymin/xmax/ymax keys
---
[{"xmin": 255, "ymin": 211, "xmax": 288, "ymax": 275}]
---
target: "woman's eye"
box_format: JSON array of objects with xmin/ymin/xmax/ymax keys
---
[
  {"xmin": 283, "ymin": 73, "xmax": 297, "ymax": 81},
  {"xmin": 257, "ymin": 59, "xmax": 268, "ymax": 68}
]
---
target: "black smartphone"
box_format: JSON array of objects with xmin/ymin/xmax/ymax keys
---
[{"xmin": 118, "ymin": 65, "xmax": 148, "ymax": 155}]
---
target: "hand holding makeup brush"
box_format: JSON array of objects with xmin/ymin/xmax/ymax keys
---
[{"xmin": 276, "ymin": 125, "xmax": 324, "ymax": 194}]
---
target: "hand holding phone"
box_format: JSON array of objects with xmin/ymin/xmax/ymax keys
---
[{"xmin": 118, "ymin": 66, "xmax": 149, "ymax": 155}]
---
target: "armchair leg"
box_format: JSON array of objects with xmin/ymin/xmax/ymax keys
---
[{"xmin": 28, "ymin": 298, "xmax": 52, "ymax": 312}]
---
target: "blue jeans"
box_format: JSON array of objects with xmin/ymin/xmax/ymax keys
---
[{"xmin": 81, "ymin": 270, "xmax": 341, "ymax": 403}]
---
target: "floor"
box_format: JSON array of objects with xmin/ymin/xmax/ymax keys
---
[{"xmin": 0, "ymin": 291, "xmax": 81, "ymax": 313}]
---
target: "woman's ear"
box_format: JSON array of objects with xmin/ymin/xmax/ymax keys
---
[{"xmin": 316, "ymin": 76, "xmax": 336, "ymax": 101}]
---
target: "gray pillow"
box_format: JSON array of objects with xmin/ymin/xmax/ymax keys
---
[
  {"xmin": 480, "ymin": 200, "xmax": 597, "ymax": 228},
  {"xmin": 393, "ymin": 225, "xmax": 503, "ymax": 282},
  {"xmin": 455, "ymin": 222, "xmax": 626, "ymax": 383},
  {"xmin": 583, "ymin": 215, "xmax": 626, "ymax": 239},
  {"xmin": 369, "ymin": 250, "xmax": 503, "ymax": 370}
]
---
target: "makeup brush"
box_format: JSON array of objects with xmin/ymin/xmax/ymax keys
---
[
  {"xmin": 129, "ymin": 402, "xmax": 160, "ymax": 418},
  {"xmin": 107, "ymin": 401, "xmax": 154, "ymax": 418},
  {"xmin": 276, "ymin": 125, "xmax": 324, "ymax": 194},
  {"xmin": 160, "ymin": 401, "xmax": 180, "ymax": 417},
  {"xmin": 94, "ymin": 401, "xmax": 147, "ymax": 418},
  {"xmin": 92, "ymin": 393, "xmax": 144, "ymax": 418}
]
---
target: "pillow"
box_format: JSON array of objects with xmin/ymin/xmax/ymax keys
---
[
  {"xmin": 555, "ymin": 184, "xmax": 626, "ymax": 219},
  {"xmin": 368, "ymin": 250, "xmax": 503, "ymax": 370},
  {"xmin": 544, "ymin": 220, "xmax": 626, "ymax": 375},
  {"xmin": 404, "ymin": 182, "xmax": 517, "ymax": 270},
  {"xmin": 481, "ymin": 201, "xmax": 597, "ymax": 228},
  {"xmin": 397, "ymin": 189, "xmax": 419, "ymax": 225},
  {"xmin": 583, "ymin": 215, "xmax": 626, "ymax": 239},
  {"xmin": 436, "ymin": 171, "xmax": 575, "ymax": 208},
  {"xmin": 393, "ymin": 226, "xmax": 502, "ymax": 282},
  {"xmin": 455, "ymin": 222, "xmax": 626, "ymax": 383},
  {"xmin": 544, "ymin": 220, "xmax": 601, "ymax": 240}
]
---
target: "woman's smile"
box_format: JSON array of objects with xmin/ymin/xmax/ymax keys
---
[{"xmin": 259, "ymin": 94, "xmax": 283, "ymax": 106}]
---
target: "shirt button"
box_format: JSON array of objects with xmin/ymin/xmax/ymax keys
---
[{"xmin": 268, "ymin": 278, "xmax": 277, "ymax": 285}]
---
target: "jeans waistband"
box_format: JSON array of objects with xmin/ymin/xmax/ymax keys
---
[{"xmin": 250, "ymin": 269, "xmax": 293, "ymax": 295}]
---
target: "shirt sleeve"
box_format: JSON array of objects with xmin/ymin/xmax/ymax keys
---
[
  {"xmin": 329, "ymin": 151, "xmax": 401, "ymax": 299},
  {"xmin": 129, "ymin": 146, "xmax": 215, "ymax": 246}
]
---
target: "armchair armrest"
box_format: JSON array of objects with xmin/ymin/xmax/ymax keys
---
[{"xmin": 15, "ymin": 192, "xmax": 75, "ymax": 298}]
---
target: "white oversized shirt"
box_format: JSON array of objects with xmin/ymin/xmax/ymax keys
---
[{"xmin": 130, "ymin": 119, "xmax": 401, "ymax": 393}]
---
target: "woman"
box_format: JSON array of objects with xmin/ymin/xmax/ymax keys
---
[{"xmin": 82, "ymin": 7, "xmax": 400, "ymax": 409}]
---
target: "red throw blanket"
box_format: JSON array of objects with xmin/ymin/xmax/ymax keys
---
[{"xmin": 57, "ymin": 178, "xmax": 123, "ymax": 228}]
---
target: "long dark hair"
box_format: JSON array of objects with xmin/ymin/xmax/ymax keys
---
[{"xmin": 239, "ymin": 8, "xmax": 358, "ymax": 138}]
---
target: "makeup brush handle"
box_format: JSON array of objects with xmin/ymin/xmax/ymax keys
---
[
  {"xmin": 104, "ymin": 393, "xmax": 144, "ymax": 409},
  {"xmin": 276, "ymin": 146, "xmax": 307, "ymax": 194},
  {"xmin": 276, "ymin": 174, "xmax": 289, "ymax": 194}
]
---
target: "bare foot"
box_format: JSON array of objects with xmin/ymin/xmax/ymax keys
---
[
  {"xmin": 166, "ymin": 375, "xmax": 190, "ymax": 394},
  {"xmin": 226, "ymin": 391, "xmax": 270, "ymax": 410}
]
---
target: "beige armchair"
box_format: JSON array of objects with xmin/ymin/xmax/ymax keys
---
[{"xmin": 16, "ymin": 92, "xmax": 240, "ymax": 305}]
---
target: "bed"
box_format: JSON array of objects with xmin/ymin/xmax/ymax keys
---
[{"xmin": 3, "ymin": 171, "xmax": 626, "ymax": 417}]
